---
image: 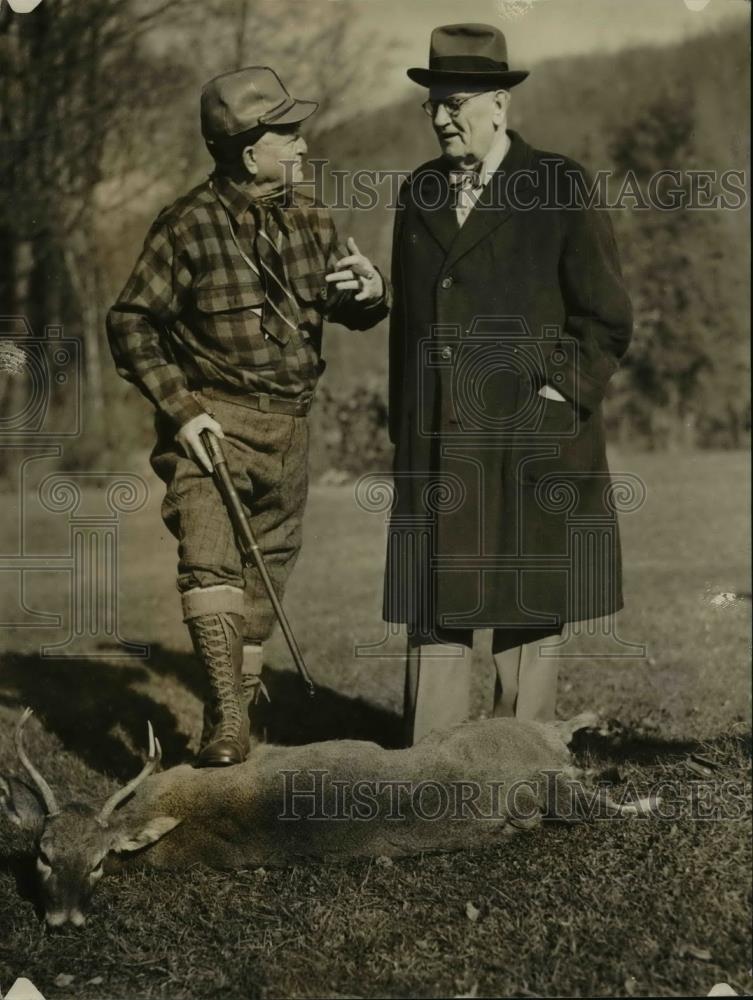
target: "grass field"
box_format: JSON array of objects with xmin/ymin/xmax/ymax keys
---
[{"xmin": 0, "ymin": 449, "xmax": 750, "ymax": 999}]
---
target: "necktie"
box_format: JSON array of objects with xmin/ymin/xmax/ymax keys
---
[
  {"xmin": 449, "ymin": 168, "xmax": 483, "ymax": 191},
  {"xmin": 449, "ymin": 168, "xmax": 484, "ymax": 227},
  {"xmin": 249, "ymin": 192, "xmax": 299, "ymax": 345}
]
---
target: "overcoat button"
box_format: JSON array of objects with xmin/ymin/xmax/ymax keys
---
[
  {"xmin": 440, "ymin": 276, "xmax": 453, "ymax": 289},
  {"xmin": 440, "ymin": 345, "xmax": 453, "ymax": 360}
]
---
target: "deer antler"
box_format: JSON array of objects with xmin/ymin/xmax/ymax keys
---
[
  {"xmin": 98, "ymin": 721, "xmax": 161, "ymax": 824},
  {"xmin": 15, "ymin": 707, "xmax": 60, "ymax": 817}
]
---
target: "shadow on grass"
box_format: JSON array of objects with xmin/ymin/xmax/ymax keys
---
[
  {"xmin": 0, "ymin": 648, "xmax": 404, "ymax": 782},
  {"xmin": 0, "ymin": 652, "xmax": 191, "ymax": 778},
  {"xmin": 145, "ymin": 643, "xmax": 405, "ymax": 748},
  {"xmin": 141, "ymin": 642, "xmax": 205, "ymax": 700},
  {"xmin": 255, "ymin": 669, "xmax": 404, "ymax": 749},
  {"xmin": 0, "ymin": 853, "xmax": 43, "ymax": 920},
  {"xmin": 571, "ymin": 724, "xmax": 752, "ymax": 765}
]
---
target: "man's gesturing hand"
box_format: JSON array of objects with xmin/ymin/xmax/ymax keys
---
[
  {"xmin": 175, "ymin": 412, "xmax": 225, "ymax": 474},
  {"xmin": 325, "ymin": 237, "xmax": 384, "ymax": 302}
]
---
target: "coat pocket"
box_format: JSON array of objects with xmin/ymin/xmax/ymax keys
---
[
  {"xmin": 515, "ymin": 394, "xmax": 596, "ymax": 486},
  {"xmin": 192, "ymin": 280, "xmax": 279, "ymax": 369},
  {"xmin": 194, "ymin": 281, "xmax": 264, "ymax": 313}
]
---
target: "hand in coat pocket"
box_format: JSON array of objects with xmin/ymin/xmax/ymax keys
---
[{"xmin": 538, "ymin": 384, "xmax": 567, "ymax": 402}]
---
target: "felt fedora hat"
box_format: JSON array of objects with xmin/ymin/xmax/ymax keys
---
[{"xmin": 407, "ymin": 23, "xmax": 529, "ymax": 89}]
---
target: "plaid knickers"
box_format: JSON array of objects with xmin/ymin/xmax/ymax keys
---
[{"xmin": 149, "ymin": 389, "xmax": 308, "ymax": 643}]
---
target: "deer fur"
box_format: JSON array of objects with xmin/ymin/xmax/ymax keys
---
[
  {"xmin": 1, "ymin": 709, "xmax": 655, "ymax": 926},
  {"xmin": 127, "ymin": 712, "xmax": 602, "ymax": 867}
]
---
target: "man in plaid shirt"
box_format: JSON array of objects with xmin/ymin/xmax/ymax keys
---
[{"xmin": 107, "ymin": 67, "xmax": 388, "ymax": 767}]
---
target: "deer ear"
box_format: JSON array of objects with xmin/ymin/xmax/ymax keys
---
[
  {"xmin": 0, "ymin": 775, "xmax": 46, "ymax": 835},
  {"xmin": 111, "ymin": 816, "xmax": 183, "ymax": 854}
]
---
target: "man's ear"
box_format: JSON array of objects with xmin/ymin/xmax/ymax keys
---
[
  {"xmin": 241, "ymin": 145, "xmax": 258, "ymax": 178},
  {"xmin": 0, "ymin": 774, "xmax": 46, "ymax": 836},
  {"xmin": 493, "ymin": 89, "xmax": 510, "ymax": 122},
  {"xmin": 111, "ymin": 816, "xmax": 183, "ymax": 854}
]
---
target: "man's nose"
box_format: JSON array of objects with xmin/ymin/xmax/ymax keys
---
[
  {"xmin": 432, "ymin": 103, "xmax": 452, "ymax": 127},
  {"xmin": 296, "ymin": 136, "xmax": 307, "ymax": 155}
]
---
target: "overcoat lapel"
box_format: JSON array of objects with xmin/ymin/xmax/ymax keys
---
[
  {"xmin": 413, "ymin": 131, "xmax": 536, "ymax": 268},
  {"xmin": 444, "ymin": 130, "xmax": 535, "ymax": 270},
  {"xmin": 413, "ymin": 166, "xmax": 458, "ymax": 254}
]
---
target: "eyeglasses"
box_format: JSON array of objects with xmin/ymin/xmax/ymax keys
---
[{"xmin": 421, "ymin": 93, "xmax": 487, "ymax": 119}]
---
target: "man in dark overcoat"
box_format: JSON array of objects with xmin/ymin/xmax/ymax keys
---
[{"xmin": 383, "ymin": 23, "xmax": 633, "ymax": 744}]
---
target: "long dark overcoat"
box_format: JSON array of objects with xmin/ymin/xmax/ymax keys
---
[{"xmin": 382, "ymin": 130, "xmax": 633, "ymax": 649}]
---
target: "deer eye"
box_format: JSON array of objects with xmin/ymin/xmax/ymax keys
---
[{"xmin": 90, "ymin": 859, "xmax": 104, "ymax": 879}]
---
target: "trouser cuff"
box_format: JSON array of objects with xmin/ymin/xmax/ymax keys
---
[
  {"xmin": 407, "ymin": 625, "xmax": 473, "ymax": 650},
  {"xmin": 182, "ymin": 585, "xmax": 245, "ymax": 621}
]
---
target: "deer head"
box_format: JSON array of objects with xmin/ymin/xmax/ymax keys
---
[{"xmin": 0, "ymin": 709, "xmax": 182, "ymax": 927}]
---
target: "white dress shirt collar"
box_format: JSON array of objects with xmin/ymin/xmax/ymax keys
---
[{"xmin": 453, "ymin": 129, "xmax": 511, "ymax": 226}]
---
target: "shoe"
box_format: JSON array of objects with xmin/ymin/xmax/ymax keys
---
[{"xmin": 187, "ymin": 611, "xmax": 250, "ymax": 767}]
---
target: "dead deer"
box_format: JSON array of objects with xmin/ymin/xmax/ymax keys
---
[
  {"xmin": 0, "ymin": 709, "xmax": 175, "ymax": 927},
  {"xmin": 0, "ymin": 707, "xmax": 657, "ymax": 927}
]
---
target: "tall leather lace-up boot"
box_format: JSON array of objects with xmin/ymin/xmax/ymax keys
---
[{"xmin": 187, "ymin": 611, "xmax": 249, "ymax": 767}]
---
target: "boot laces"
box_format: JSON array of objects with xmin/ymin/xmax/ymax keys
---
[{"xmin": 192, "ymin": 614, "xmax": 242, "ymax": 738}]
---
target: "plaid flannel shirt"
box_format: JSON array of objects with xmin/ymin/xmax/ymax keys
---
[{"xmin": 107, "ymin": 173, "xmax": 389, "ymax": 427}]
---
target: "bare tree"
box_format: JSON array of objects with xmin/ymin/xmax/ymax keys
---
[
  {"xmin": 0, "ymin": 0, "xmax": 197, "ymax": 458},
  {"xmin": 0, "ymin": 0, "xmax": 387, "ymax": 470},
  {"xmin": 180, "ymin": 1, "xmax": 387, "ymax": 145}
]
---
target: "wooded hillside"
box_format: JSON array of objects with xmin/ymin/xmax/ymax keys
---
[{"xmin": 1, "ymin": 6, "xmax": 748, "ymax": 475}]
